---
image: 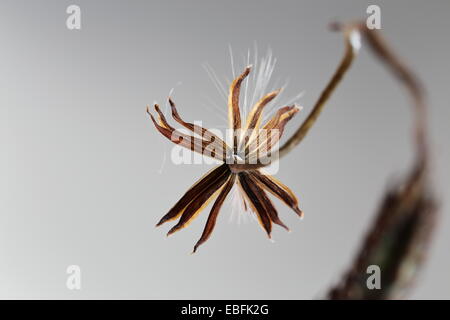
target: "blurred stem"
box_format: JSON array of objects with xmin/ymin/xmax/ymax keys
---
[
  {"xmin": 317, "ymin": 22, "xmax": 436, "ymax": 299},
  {"xmin": 268, "ymin": 21, "xmax": 435, "ymax": 299},
  {"xmin": 361, "ymin": 25, "xmax": 428, "ymax": 161}
]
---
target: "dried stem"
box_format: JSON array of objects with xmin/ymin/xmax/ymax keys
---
[
  {"xmin": 361, "ymin": 26, "xmax": 428, "ymax": 161},
  {"xmin": 266, "ymin": 20, "xmax": 437, "ymax": 299},
  {"xmin": 319, "ymin": 22, "xmax": 436, "ymax": 299},
  {"xmin": 278, "ymin": 23, "xmax": 361, "ymax": 159}
]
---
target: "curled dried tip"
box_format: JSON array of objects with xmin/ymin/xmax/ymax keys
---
[
  {"xmin": 192, "ymin": 244, "xmax": 200, "ymax": 254},
  {"xmin": 265, "ymin": 89, "xmax": 282, "ymax": 102},
  {"xmin": 148, "ymin": 113, "xmax": 157, "ymax": 124},
  {"xmin": 166, "ymin": 227, "xmax": 177, "ymax": 237},
  {"xmin": 276, "ymin": 220, "xmax": 290, "ymax": 232},
  {"xmin": 289, "ymin": 104, "xmax": 300, "ymax": 111},
  {"xmin": 263, "ymin": 89, "xmax": 282, "ymax": 101},
  {"xmin": 154, "ymin": 103, "xmax": 161, "ymax": 112},
  {"xmin": 286, "ymin": 107, "xmax": 301, "ymax": 118},
  {"xmin": 293, "ymin": 104, "xmax": 304, "ymax": 112},
  {"xmin": 168, "ymin": 98, "xmax": 180, "ymax": 118},
  {"xmin": 295, "ymin": 207, "xmax": 304, "ymax": 219},
  {"xmin": 239, "ymin": 65, "xmax": 251, "ymax": 77},
  {"xmin": 146, "ymin": 105, "xmax": 152, "ymax": 115},
  {"xmin": 274, "ymin": 88, "xmax": 283, "ymax": 95}
]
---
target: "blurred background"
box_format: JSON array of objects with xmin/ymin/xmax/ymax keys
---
[{"xmin": 1, "ymin": 0, "xmax": 449, "ymax": 299}]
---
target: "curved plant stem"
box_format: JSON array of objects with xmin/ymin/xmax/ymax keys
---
[
  {"xmin": 278, "ymin": 23, "xmax": 362, "ymax": 159},
  {"xmin": 321, "ymin": 23, "xmax": 436, "ymax": 300},
  {"xmin": 361, "ymin": 26, "xmax": 428, "ymax": 161}
]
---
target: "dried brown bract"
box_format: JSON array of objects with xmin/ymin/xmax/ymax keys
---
[{"xmin": 147, "ymin": 67, "xmax": 303, "ymax": 252}]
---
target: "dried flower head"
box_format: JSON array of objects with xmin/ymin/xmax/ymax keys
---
[{"xmin": 147, "ymin": 66, "xmax": 303, "ymax": 252}]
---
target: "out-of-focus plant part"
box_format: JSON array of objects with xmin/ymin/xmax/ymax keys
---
[
  {"xmin": 277, "ymin": 21, "xmax": 437, "ymax": 299},
  {"xmin": 328, "ymin": 160, "xmax": 436, "ymax": 299},
  {"xmin": 328, "ymin": 23, "xmax": 437, "ymax": 299}
]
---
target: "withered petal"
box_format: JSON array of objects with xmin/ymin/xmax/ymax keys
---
[
  {"xmin": 238, "ymin": 172, "xmax": 272, "ymax": 238},
  {"xmin": 247, "ymin": 106, "xmax": 300, "ymax": 161},
  {"xmin": 241, "ymin": 89, "xmax": 282, "ymax": 155},
  {"xmin": 250, "ymin": 170, "xmax": 303, "ymax": 217},
  {"xmin": 156, "ymin": 164, "xmax": 229, "ymax": 227},
  {"xmin": 148, "ymin": 105, "xmax": 225, "ymax": 161},
  {"xmin": 246, "ymin": 172, "xmax": 290, "ymax": 231},
  {"xmin": 192, "ymin": 174, "xmax": 237, "ymax": 253},
  {"xmin": 167, "ymin": 168, "xmax": 232, "ymax": 236},
  {"xmin": 153, "ymin": 104, "xmax": 174, "ymax": 129},
  {"xmin": 229, "ymin": 67, "xmax": 251, "ymax": 154},
  {"xmin": 169, "ymin": 97, "xmax": 230, "ymax": 156},
  {"xmin": 228, "ymin": 66, "xmax": 250, "ymax": 131},
  {"xmin": 262, "ymin": 105, "xmax": 297, "ymax": 130},
  {"xmin": 244, "ymin": 89, "xmax": 281, "ymax": 133}
]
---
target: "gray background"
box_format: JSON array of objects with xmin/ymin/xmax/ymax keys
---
[{"xmin": 1, "ymin": 0, "xmax": 449, "ymax": 299}]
